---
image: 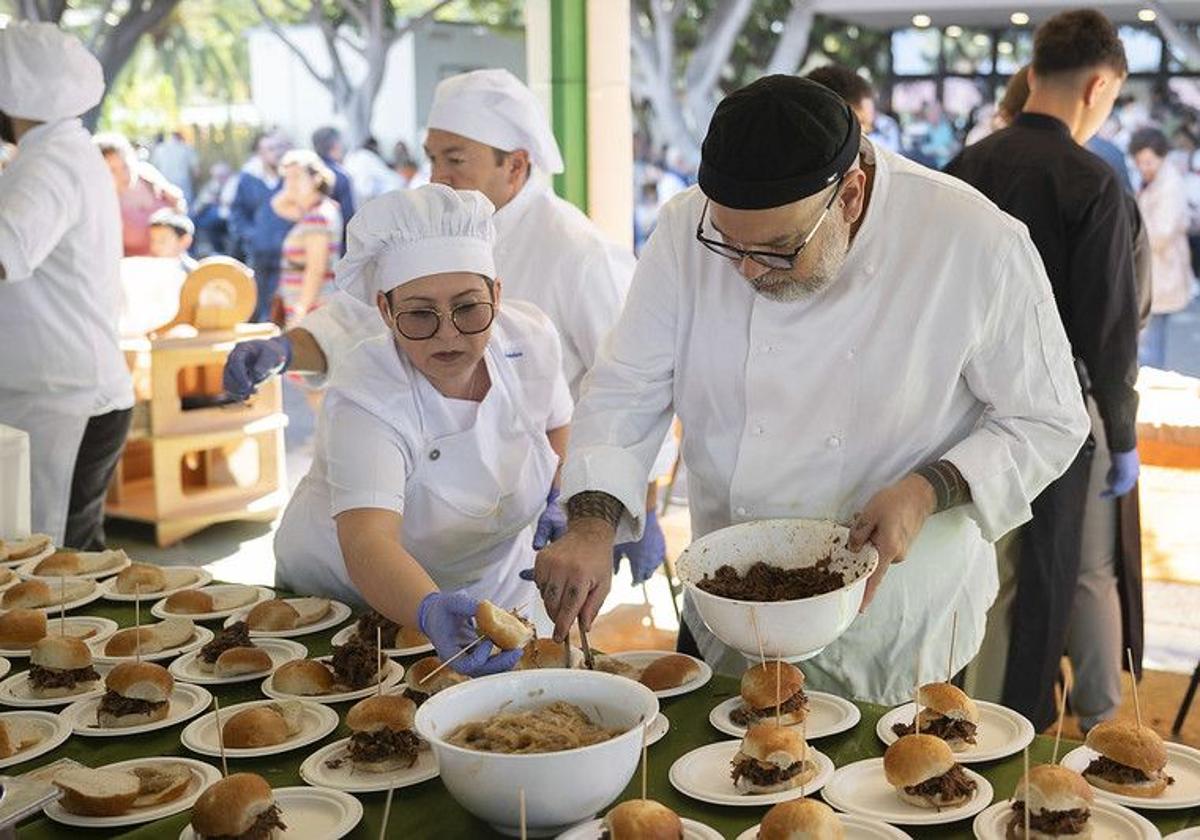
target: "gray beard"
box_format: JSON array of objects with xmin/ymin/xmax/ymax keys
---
[{"xmin": 748, "ymin": 217, "xmax": 851, "ymax": 303}]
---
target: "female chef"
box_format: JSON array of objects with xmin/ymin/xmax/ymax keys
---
[{"xmin": 273, "ymin": 184, "xmax": 571, "ymax": 675}]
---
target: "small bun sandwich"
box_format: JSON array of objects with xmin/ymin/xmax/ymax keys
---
[
  {"xmin": 1082, "ymin": 720, "xmax": 1174, "ymax": 798},
  {"xmin": 27, "ymin": 635, "xmax": 100, "ymax": 698},
  {"xmin": 344, "ymin": 694, "xmax": 423, "ymax": 772},
  {"xmin": 890, "ymin": 682, "xmax": 980, "ymax": 752},
  {"xmin": 222, "ymin": 701, "xmax": 304, "ymax": 749},
  {"xmin": 194, "ymin": 621, "xmax": 271, "ymax": 676},
  {"xmin": 758, "ymin": 798, "xmax": 844, "ymax": 839},
  {"xmin": 475, "ymin": 600, "xmax": 535, "ymax": 650},
  {"xmin": 883, "ymin": 734, "xmax": 977, "ymax": 809},
  {"xmin": 113, "ymin": 563, "xmax": 167, "ymax": 595},
  {"xmin": 600, "ymin": 799, "xmax": 683, "ymax": 839},
  {"xmin": 97, "ymin": 661, "xmax": 174, "ymax": 727},
  {"xmin": 1007, "ymin": 764, "xmax": 1094, "ymax": 839},
  {"xmin": 190, "ymin": 773, "xmax": 285, "ymax": 840},
  {"xmin": 730, "ymin": 722, "xmax": 818, "ymax": 794},
  {"xmin": 272, "ymin": 659, "xmax": 335, "ymax": 696},
  {"xmin": 639, "ymin": 654, "xmax": 700, "ymax": 692},
  {"xmin": 403, "ymin": 656, "xmax": 467, "ymax": 707},
  {"xmin": 731, "ymin": 661, "xmax": 808, "ymax": 727},
  {"xmin": 0, "ymin": 608, "xmax": 48, "ymax": 649}
]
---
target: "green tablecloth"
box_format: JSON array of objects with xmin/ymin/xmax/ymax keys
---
[{"xmin": 11, "ymin": 596, "xmax": 1200, "ymax": 839}]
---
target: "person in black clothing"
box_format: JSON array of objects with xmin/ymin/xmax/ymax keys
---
[{"xmin": 946, "ymin": 9, "xmax": 1141, "ymax": 732}]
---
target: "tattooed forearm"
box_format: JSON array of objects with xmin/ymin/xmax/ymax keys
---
[
  {"xmin": 913, "ymin": 460, "xmax": 972, "ymax": 512},
  {"xmin": 565, "ymin": 491, "xmax": 624, "ymax": 528}
]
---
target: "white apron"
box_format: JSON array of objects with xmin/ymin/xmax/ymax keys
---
[{"xmin": 275, "ymin": 342, "xmax": 558, "ymax": 634}]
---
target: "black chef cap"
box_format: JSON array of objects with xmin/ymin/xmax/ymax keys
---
[{"xmin": 698, "ymin": 75, "xmax": 860, "ymax": 210}]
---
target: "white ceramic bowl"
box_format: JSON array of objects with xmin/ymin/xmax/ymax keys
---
[
  {"xmin": 414, "ymin": 669, "xmax": 659, "ymax": 837},
  {"xmin": 676, "ymin": 518, "xmax": 878, "ymax": 661}
]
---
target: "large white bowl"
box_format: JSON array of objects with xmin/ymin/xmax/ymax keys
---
[
  {"xmin": 414, "ymin": 669, "xmax": 659, "ymax": 837},
  {"xmin": 676, "ymin": 518, "xmax": 878, "ymax": 661}
]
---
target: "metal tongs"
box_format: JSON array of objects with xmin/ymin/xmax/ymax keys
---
[{"xmin": 577, "ymin": 617, "xmax": 595, "ymax": 670}]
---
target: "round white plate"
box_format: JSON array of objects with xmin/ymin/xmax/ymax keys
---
[
  {"xmin": 599, "ymin": 650, "xmax": 713, "ymax": 699},
  {"xmin": 170, "ymin": 638, "xmax": 307, "ymax": 685},
  {"xmin": 0, "ymin": 541, "xmax": 54, "ymax": 568},
  {"xmin": 177, "ymin": 786, "xmax": 362, "ymax": 840},
  {"xmin": 876, "ymin": 701, "xmax": 1036, "ymax": 764},
  {"xmin": 0, "ymin": 663, "xmax": 111, "ymax": 708},
  {"xmin": 1062, "ymin": 743, "xmax": 1200, "ymax": 810},
  {"xmin": 91, "ymin": 625, "xmax": 214, "ymax": 664},
  {"xmin": 710, "ymin": 690, "xmax": 862, "ymax": 740},
  {"xmin": 150, "ymin": 585, "xmax": 274, "ymax": 622},
  {"xmin": 0, "ymin": 710, "xmax": 72, "ymax": 769},
  {"xmin": 61, "ymin": 682, "xmax": 212, "ymax": 736},
  {"xmin": 821, "ymin": 757, "xmax": 993, "ymax": 825},
  {"xmin": 0, "ymin": 616, "xmax": 119, "ymax": 657},
  {"xmin": 44, "ymin": 756, "xmax": 222, "ymax": 828},
  {"xmin": 645, "ymin": 712, "xmax": 669, "ymax": 747},
  {"xmin": 668, "ymin": 740, "xmax": 835, "ymax": 806},
  {"xmin": 299, "ymin": 736, "xmax": 439, "ymax": 792},
  {"xmin": 330, "ymin": 623, "xmax": 433, "ymax": 658},
  {"xmin": 737, "ymin": 813, "xmax": 914, "ymax": 839},
  {"xmin": 17, "ymin": 580, "xmax": 104, "ymax": 614},
  {"xmin": 972, "ymin": 797, "xmax": 1160, "ymax": 839},
  {"xmin": 0, "ymin": 657, "xmax": 10, "ymax": 681},
  {"xmin": 181, "ymin": 698, "xmax": 339, "ymax": 758},
  {"xmin": 16, "ymin": 551, "xmax": 131, "ymax": 581},
  {"xmin": 1165, "ymin": 830, "xmax": 1200, "ymax": 839},
  {"xmin": 224, "ymin": 599, "xmax": 353, "ymax": 638},
  {"xmin": 562, "ymin": 816, "xmax": 724, "ymax": 840},
  {"xmin": 99, "ymin": 567, "xmax": 214, "ymax": 601},
  {"xmin": 262, "ymin": 657, "xmax": 405, "ymax": 704}
]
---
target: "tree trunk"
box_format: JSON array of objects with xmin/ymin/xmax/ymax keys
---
[{"xmin": 765, "ymin": 0, "xmax": 815, "ymax": 76}]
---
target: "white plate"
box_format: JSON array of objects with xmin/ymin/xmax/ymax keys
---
[
  {"xmin": 262, "ymin": 657, "xmax": 405, "ymax": 704},
  {"xmin": 645, "ymin": 712, "xmax": 669, "ymax": 747},
  {"xmin": 181, "ymin": 698, "xmax": 339, "ymax": 758},
  {"xmin": 668, "ymin": 740, "xmax": 835, "ymax": 806},
  {"xmin": 16, "ymin": 551, "xmax": 131, "ymax": 581},
  {"xmin": 1062, "ymin": 743, "xmax": 1200, "ymax": 810},
  {"xmin": 150, "ymin": 585, "xmax": 274, "ymax": 622},
  {"xmin": 61, "ymin": 682, "xmax": 212, "ymax": 736},
  {"xmin": 1165, "ymin": 830, "xmax": 1200, "ymax": 839},
  {"xmin": 224, "ymin": 599, "xmax": 353, "ymax": 638},
  {"xmin": 170, "ymin": 638, "xmax": 307, "ymax": 685},
  {"xmin": 177, "ymin": 786, "xmax": 362, "ymax": 840},
  {"xmin": 43, "ymin": 756, "xmax": 222, "ymax": 828},
  {"xmin": 736, "ymin": 813, "xmax": 914, "ymax": 839},
  {"xmin": 99, "ymin": 566, "xmax": 214, "ymax": 601},
  {"xmin": 562, "ymin": 816, "xmax": 724, "ymax": 840},
  {"xmin": 330, "ymin": 623, "xmax": 433, "ymax": 657},
  {"xmin": 710, "ymin": 690, "xmax": 862, "ymax": 740},
  {"xmin": 0, "ymin": 616, "xmax": 119, "ymax": 657},
  {"xmin": 821, "ymin": 757, "xmax": 993, "ymax": 825},
  {"xmin": 0, "ymin": 663, "xmax": 111, "ymax": 708},
  {"xmin": 91, "ymin": 625, "xmax": 214, "ymax": 664},
  {"xmin": 0, "ymin": 540, "xmax": 54, "ymax": 568},
  {"xmin": 876, "ymin": 701, "xmax": 1036, "ymax": 764},
  {"xmin": 0, "ymin": 710, "xmax": 72, "ymax": 769},
  {"xmin": 599, "ymin": 650, "xmax": 713, "ymax": 699},
  {"xmin": 15, "ymin": 579, "xmax": 104, "ymax": 613},
  {"xmin": 972, "ymin": 797, "xmax": 1160, "ymax": 839},
  {"xmin": 299, "ymin": 736, "xmax": 439, "ymax": 792},
  {"xmin": 0, "ymin": 657, "xmax": 10, "ymax": 681}
]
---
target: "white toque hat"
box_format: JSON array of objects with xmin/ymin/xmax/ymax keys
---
[
  {"xmin": 334, "ymin": 184, "xmax": 496, "ymax": 305},
  {"xmin": 426, "ymin": 69, "xmax": 565, "ymax": 174},
  {"xmin": 0, "ymin": 22, "xmax": 105, "ymax": 121}
]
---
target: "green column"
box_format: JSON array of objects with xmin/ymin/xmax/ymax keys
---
[{"xmin": 548, "ymin": 0, "xmax": 588, "ymax": 211}]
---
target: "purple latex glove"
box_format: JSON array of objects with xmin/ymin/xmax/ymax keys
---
[
  {"xmin": 532, "ymin": 487, "xmax": 567, "ymax": 550},
  {"xmin": 1101, "ymin": 448, "xmax": 1140, "ymax": 499},
  {"xmin": 612, "ymin": 509, "xmax": 667, "ymax": 584},
  {"xmin": 417, "ymin": 591, "xmax": 522, "ymax": 677},
  {"xmin": 222, "ymin": 336, "xmax": 292, "ymax": 400}
]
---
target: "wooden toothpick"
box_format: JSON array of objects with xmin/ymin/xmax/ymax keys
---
[
  {"xmin": 1053, "ymin": 670, "xmax": 1071, "ymax": 764},
  {"xmin": 775, "ymin": 658, "xmax": 782, "ymax": 728},
  {"xmin": 913, "ymin": 638, "xmax": 922, "ymax": 729},
  {"xmin": 212, "ymin": 696, "xmax": 228, "ymax": 778},
  {"xmin": 751, "ymin": 607, "xmax": 766, "ymax": 665},
  {"xmin": 376, "ymin": 626, "xmax": 383, "ymax": 696},
  {"xmin": 946, "ymin": 611, "xmax": 958, "ymax": 684},
  {"xmin": 58, "ymin": 575, "xmax": 66, "ymax": 636},
  {"xmin": 379, "ymin": 783, "xmax": 395, "ymax": 840},
  {"xmin": 419, "ymin": 601, "xmax": 531, "ymax": 684},
  {"xmin": 1127, "ymin": 648, "xmax": 1142, "ymax": 729},
  {"xmin": 641, "ymin": 716, "xmax": 649, "ymax": 801},
  {"xmin": 519, "ymin": 788, "xmax": 527, "ymax": 840},
  {"xmin": 1023, "ymin": 744, "xmax": 1031, "ymax": 838},
  {"xmin": 134, "ymin": 584, "xmax": 142, "ymax": 664}
]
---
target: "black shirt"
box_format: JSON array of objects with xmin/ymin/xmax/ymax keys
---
[{"xmin": 946, "ymin": 113, "xmax": 1139, "ymax": 452}]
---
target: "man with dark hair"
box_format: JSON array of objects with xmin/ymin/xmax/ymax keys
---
[
  {"xmin": 228, "ymin": 130, "xmax": 286, "ymax": 261},
  {"xmin": 946, "ymin": 8, "xmax": 1141, "ymax": 731},
  {"xmin": 805, "ymin": 65, "xmax": 876, "ymax": 133},
  {"xmin": 310, "ymin": 126, "xmax": 356, "ymax": 227}
]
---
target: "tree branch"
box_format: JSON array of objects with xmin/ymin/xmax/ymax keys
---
[
  {"xmin": 396, "ymin": 0, "xmax": 457, "ymax": 37},
  {"xmin": 87, "ymin": 0, "xmax": 118, "ymax": 50},
  {"xmin": 333, "ymin": 0, "xmax": 370, "ymax": 32},
  {"xmin": 684, "ymin": 0, "xmax": 753, "ymax": 92},
  {"xmin": 765, "ymin": 0, "xmax": 815, "ymax": 76},
  {"xmin": 251, "ymin": 0, "xmax": 334, "ymax": 91}
]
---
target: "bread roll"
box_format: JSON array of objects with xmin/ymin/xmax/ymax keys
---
[
  {"xmin": 247, "ymin": 600, "xmax": 299, "ymax": 631},
  {"xmin": 164, "ymin": 588, "xmax": 214, "ymax": 614}
]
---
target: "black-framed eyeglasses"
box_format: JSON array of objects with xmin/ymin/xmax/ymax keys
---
[
  {"xmin": 389, "ymin": 300, "xmax": 496, "ymax": 341},
  {"xmin": 695, "ymin": 173, "xmax": 845, "ymax": 270}
]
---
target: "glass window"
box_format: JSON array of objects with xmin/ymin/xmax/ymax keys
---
[
  {"xmin": 892, "ymin": 27, "xmax": 941, "ymax": 75},
  {"xmin": 1166, "ymin": 24, "xmax": 1200, "ymax": 71},
  {"xmin": 1119, "ymin": 26, "xmax": 1163, "ymax": 73},
  {"xmin": 943, "ymin": 77, "xmax": 988, "ymax": 124},
  {"xmin": 943, "ymin": 28, "xmax": 993, "ymax": 75},
  {"xmin": 995, "ymin": 29, "xmax": 1034, "ymax": 74}
]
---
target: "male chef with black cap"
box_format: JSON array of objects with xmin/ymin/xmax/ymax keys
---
[{"xmin": 534, "ymin": 76, "xmax": 1091, "ymax": 703}]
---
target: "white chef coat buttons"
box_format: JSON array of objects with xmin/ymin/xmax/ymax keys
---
[
  {"xmin": 846, "ymin": 348, "xmax": 856, "ymax": 360},
  {"xmin": 735, "ymin": 506, "xmax": 747, "ymax": 516},
  {"xmin": 826, "ymin": 435, "xmax": 842, "ymax": 449},
  {"xmin": 753, "ymin": 425, "xmax": 764, "ymax": 436},
  {"xmin": 429, "ymin": 449, "xmax": 441, "ymax": 461}
]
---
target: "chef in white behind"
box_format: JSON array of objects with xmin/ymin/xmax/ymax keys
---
[
  {"xmin": 534, "ymin": 76, "xmax": 1090, "ymax": 704},
  {"xmin": 0, "ymin": 23, "xmax": 134, "ymax": 549},
  {"xmin": 273, "ymin": 185, "xmax": 571, "ymax": 675}
]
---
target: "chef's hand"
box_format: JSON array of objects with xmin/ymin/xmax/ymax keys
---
[
  {"xmin": 532, "ymin": 487, "xmax": 567, "ymax": 550},
  {"xmin": 417, "ymin": 591, "xmax": 522, "ymax": 676},
  {"xmin": 1101, "ymin": 449, "xmax": 1139, "ymax": 499},
  {"xmin": 612, "ymin": 509, "xmax": 666, "ymax": 584},
  {"xmin": 848, "ymin": 474, "xmax": 936, "ymax": 612},
  {"xmin": 223, "ymin": 336, "xmax": 292, "ymax": 400},
  {"xmin": 534, "ymin": 519, "xmax": 616, "ymax": 642}
]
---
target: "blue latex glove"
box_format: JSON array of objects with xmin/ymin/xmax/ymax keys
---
[
  {"xmin": 417, "ymin": 591, "xmax": 523, "ymax": 677},
  {"xmin": 1101, "ymin": 448, "xmax": 1140, "ymax": 499},
  {"xmin": 222, "ymin": 336, "xmax": 292, "ymax": 400},
  {"xmin": 612, "ymin": 509, "xmax": 667, "ymax": 584},
  {"xmin": 532, "ymin": 487, "xmax": 567, "ymax": 550}
]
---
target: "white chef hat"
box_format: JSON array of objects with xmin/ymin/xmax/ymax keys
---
[
  {"xmin": 426, "ymin": 69, "xmax": 565, "ymax": 174},
  {"xmin": 335, "ymin": 183, "xmax": 496, "ymax": 305},
  {"xmin": 0, "ymin": 23, "xmax": 104, "ymax": 121}
]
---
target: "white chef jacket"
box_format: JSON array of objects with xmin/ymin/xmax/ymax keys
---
[
  {"xmin": 0, "ymin": 119, "xmax": 132, "ymax": 414},
  {"xmin": 273, "ymin": 302, "xmax": 572, "ymax": 626},
  {"xmin": 560, "ymin": 143, "xmax": 1090, "ymax": 704}
]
